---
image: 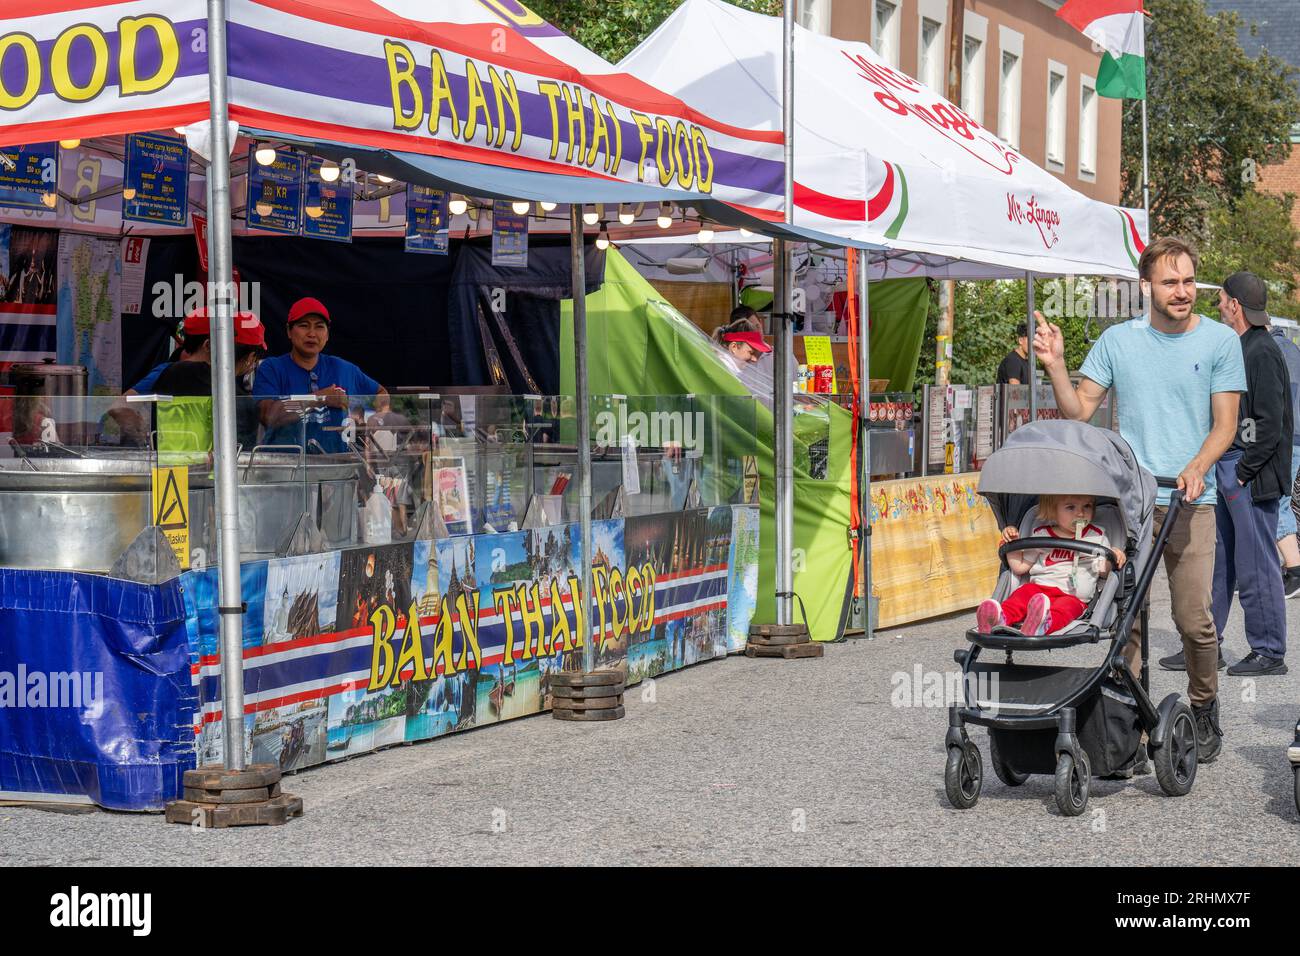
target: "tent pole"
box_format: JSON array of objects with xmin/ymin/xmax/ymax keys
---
[
  {"xmin": 572, "ymin": 205, "xmax": 594, "ymax": 672},
  {"xmin": 858, "ymin": 251, "xmax": 873, "ymax": 641},
  {"xmin": 774, "ymin": 0, "xmax": 795, "ymax": 628},
  {"xmin": 206, "ymin": 0, "xmax": 247, "ymax": 771},
  {"xmin": 1026, "ymin": 271, "xmax": 1037, "ymax": 426}
]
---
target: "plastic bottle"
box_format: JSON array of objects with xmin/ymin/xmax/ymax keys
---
[{"xmin": 364, "ymin": 480, "xmax": 392, "ymax": 545}]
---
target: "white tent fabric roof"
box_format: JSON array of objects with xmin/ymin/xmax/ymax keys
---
[{"xmin": 620, "ymin": 0, "xmax": 1148, "ymax": 278}]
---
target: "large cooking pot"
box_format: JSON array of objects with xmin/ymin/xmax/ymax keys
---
[
  {"xmin": 0, "ymin": 455, "xmax": 156, "ymax": 572},
  {"xmin": 188, "ymin": 449, "xmax": 363, "ymax": 559},
  {"xmin": 5, "ymin": 360, "xmax": 89, "ymax": 444}
]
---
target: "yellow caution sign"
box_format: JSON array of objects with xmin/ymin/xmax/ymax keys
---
[
  {"xmin": 152, "ymin": 466, "xmax": 190, "ymax": 570},
  {"xmin": 742, "ymin": 455, "xmax": 760, "ymax": 504}
]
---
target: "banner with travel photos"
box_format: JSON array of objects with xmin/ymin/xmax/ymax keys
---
[{"xmin": 184, "ymin": 506, "xmax": 759, "ymax": 771}]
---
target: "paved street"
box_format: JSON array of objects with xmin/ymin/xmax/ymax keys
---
[{"xmin": 2, "ymin": 572, "xmax": 1296, "ymax": 866}]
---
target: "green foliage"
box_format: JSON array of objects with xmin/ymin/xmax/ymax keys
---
[
  {"xmin": 1122, "ymin": 0, "xmax": 1300, "ymax": 244},
  {"xmin": 1197, "ymin": 190, "xmax": 1300, "ymax": 319},
  {"xmin": 527, "ymin": 0, "xmax": 781, "ymax": 63},
  {"xmin": 915, "ymin": 279, "xmax": 1095, "ymax": 392}
]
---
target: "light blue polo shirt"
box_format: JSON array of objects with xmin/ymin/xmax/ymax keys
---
[{"xmin": 1079, "ymin": 314, "xmax": 1246, "ymax": 506}]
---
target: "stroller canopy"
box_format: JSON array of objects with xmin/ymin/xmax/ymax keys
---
[{"xmin": 977, "ymin": 420, "xmax": 1155, "ymax": 537}]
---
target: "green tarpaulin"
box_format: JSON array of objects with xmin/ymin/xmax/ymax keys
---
[{"xmin": 561, "ymin": 249, "xmax": 927, "ymax": 641}]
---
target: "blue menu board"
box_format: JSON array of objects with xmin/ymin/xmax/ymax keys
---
[
  {"xmin": 303, "ymin": 158, "xmax": 353, "ymax": 243},
  {"xmin": 491, "ymin": 200, "xmax": 529, "ymax": 268},
  {"xmin": 0, "ymin": 143, "xmax": 57, "ymax": 211},
  {"xmin": 123, "ymin": 133, "xmax": 190, "ymax": 226},
  {"xmin": 247, "ymin": 148, "xmax": 304, "ymax": 235},
  {"xmin": 404, "ymin": 184, "xmax": 450, "ymax": 255}
]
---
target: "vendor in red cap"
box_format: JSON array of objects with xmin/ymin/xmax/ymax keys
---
[
  {"xmin": 712, "ymin": 315, "xmax": 773, "ymax": 373},
  {"xmin": 152, "ymin": 311, "xmax": 269, "ymax": 448},
  {"xmin": 254, "ymin": 297, "xmax": 386, "ymax": 453},
  {"xmin": 123, "ymin": 309, "xmax": 212, "ymax": 396}
]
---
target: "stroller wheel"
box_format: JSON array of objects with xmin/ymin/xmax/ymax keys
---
[
  {"xmin": 944, "ymin": 743, "xmax": 983, "ymax": 810},
  {"xmin": 1153, "ymin": 701, "xmax": 1198, "ymax": 797},
  {"xmin": 989, "ymin": 733, "xmax": 1029, "ymax": 787},
  {"xmin": 1054, "ymin": 750, "xmax": 1090, "ymax": 817}
]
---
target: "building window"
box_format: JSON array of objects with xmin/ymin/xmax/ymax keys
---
[
  {"xmin": 800, "ymin": 0, "xmax": 833, "ymax": 35},
  {"xmin": 998, "ymin": 50, "xmax": 1021, "ymax": 148},
  {"xmin": 962, "ymin": 35, "xmax": 985, "ymax": 124},
  {"xmin": 1046, "ymin": 61, "xmax": 1068, "ymax": 171},
  {"xmin": 1079, "ymin": 75, "xmax": 1098, "ymax": 178},
  {"xmin": 919, "ymin": 16, "xmax": 944, "ymax": 91},
  {"xmin": 873, "ymin": 0, "xmax": 900, "ymax": 69}
]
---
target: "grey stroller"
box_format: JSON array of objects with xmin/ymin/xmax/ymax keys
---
[{"xmin": 944, "ymin": 420, "xmax": 1200, "ymax": 816}]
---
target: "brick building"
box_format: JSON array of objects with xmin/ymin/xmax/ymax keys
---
[
  {"xmin": 798, "ymin": 0, "xmax": 1123, "ymax": 203},
  {"xmin": 1204, "ymin": 1, "xmax": 1300, "ymax": 226}
]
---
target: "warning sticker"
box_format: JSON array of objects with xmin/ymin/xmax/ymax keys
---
[{"xmin": 152, "ymin": 466, "xmax": 190, "ymax": 569}]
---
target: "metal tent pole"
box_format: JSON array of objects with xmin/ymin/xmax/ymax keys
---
[
  {"xmin": 774, "ymin": 0, "xmax": 796, "ymax": 627},
  {"xmin": 207, "ymin": 0, "xmax": 247, "ymax": 771},
  {"xmin": 858, "ymin": 252, "xmax": 873, "ymax": 640},
  {"xmin": 572, "ymin": 206, "xmax": 594, "ymax": 671},
  {"xmin": 1026, "ymin": 272, "xmax": 1037, "ymax": 427}
]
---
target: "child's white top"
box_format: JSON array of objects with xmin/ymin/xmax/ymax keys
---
[{"xmin": 1025, "ymin": 523, "xmax": 1110, "ymax": 601}]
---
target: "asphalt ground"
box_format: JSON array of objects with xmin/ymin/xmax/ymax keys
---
[{"xmin": 1, "ymin": 571, "xmax": 1296, "ymax": 866}]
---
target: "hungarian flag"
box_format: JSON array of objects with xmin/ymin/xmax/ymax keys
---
[{"xmin": 1058, "ymin": 0, "xmax": 1147, "ymax": 100}]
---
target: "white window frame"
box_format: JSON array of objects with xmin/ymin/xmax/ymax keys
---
[
  {"xmin": 872, "ymin": 0, "xmax": 901, "ymax": 69},
  {"xmin": 1045, "ymin": 58, "xmax": 1068, "ymax": 173},
  {"xmin": 961, "ymin": 11, "xmax": 988, "ymax": 125},
  {"xmin": 997, "ymin": 26, "xmax": 1023, "ymax": 149},
  {"xmin": 1078, "ymin": 73, "xmax": 1098, "ymax": 180},
  {"xmin": 799, "ymin": 0, "xmax": 833, "ymax": 36},
  {"xmin": 916, "ymin": 0, "xmax": 948, "ymax": 91}
]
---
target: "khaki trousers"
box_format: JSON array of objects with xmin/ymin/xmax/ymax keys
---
[{"xmin": 1123, "ymin": 503, "xmax": 1219, "ymax": 706}]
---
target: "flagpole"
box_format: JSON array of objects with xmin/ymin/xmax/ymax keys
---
[{"xmin": 1140, "ymin": 98, "xmax": 1150, "ymax": 223}]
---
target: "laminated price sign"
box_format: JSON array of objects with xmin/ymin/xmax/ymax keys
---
[
  {"xmin": 405, "ymin": 184, "xmax": 450, "ymax": 254},
  {"xmin": 0, "ymin": 143, "xmax": 57, "ymax": 211},
  {"xmin": 247, "ymin": 149, "xmax": 305, "ymax": 235},
  {"xmin": 123, "ymin": 133, "xmax": 190, "ymax": 226}
]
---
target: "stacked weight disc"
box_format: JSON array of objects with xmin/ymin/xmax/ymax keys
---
[
  {"xmin": 165, "ymin": 764, "xmax": 303, "ymax": 827},
  {"xmin": 745, "ymin": 622, "xmax": 823, "ymax": 659},
  {"xmin": 549, "ymin": 669, "xmax": 625, "ymax": 721}
]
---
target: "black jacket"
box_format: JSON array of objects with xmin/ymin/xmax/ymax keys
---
[{"xmin": 1232, "ymin": 325, "xmax": 1293, "ymax": 502}]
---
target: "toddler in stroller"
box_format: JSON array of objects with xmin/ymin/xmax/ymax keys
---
[
  {"xmin": 944, "ymin": 420, "xmax": 1201, "ymax": 817},
  {"xmin": 977, "ymin": 494, "xmax": 1127, "ymax": 636}
]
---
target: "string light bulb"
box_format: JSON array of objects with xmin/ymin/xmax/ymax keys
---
[
  {"xmin": 595, "ymin": 225, "xmax": 610, "ymax": 251},
  {"xmin": 58, "ymin": 139, "xmax": 80, "ymax": 150},
  {"xmin": 739, "ymin": 227, "xmax": 754, "ymax": 239},
  {"xmin": 319, "ymin": 161, "xmax": 341, "ymax": 183},
  {"xmin": 657, "ymin": 204, "xmax": 674, "ymax": 229},
  {"xmin": 511, "ymin": 200, "xmax": 531, "ymax": 215},
  {"xmin": 697, "ymin": 223, "xmax": 715, "ymax": 242},
  {"xmin": 254, "ymin": 144, "xmax": 277, "ymax": 166},
  {"xmin": 618, "ymin": 205, "xmax": 635, "ymax": 225},
  {"xmin": 540, "ymin": 200, "xmax": 558, "ymax": 212},
  {"xmin": 376, "ymin": 174, "xmax": 394, "ymax": 184},
  {"xmin": 582, "ymin": 208, "xmax": 600, "ymax": 226},
  {"xmin": 449, "ymin": 196, "xmax": 468, "ymax": 216}
]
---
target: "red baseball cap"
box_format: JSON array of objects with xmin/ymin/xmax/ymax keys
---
[
  {"xmin": 183, "ymin": 309, "xmax": 210, "ymax": 336},
  {"xmin": 722, "ymin": 330, "xmax": 772, "ymax": 353},
  {"xmin": 287, "ymin": 297, "xmax": 330, "ymax": 326},
  {"xmin": 234, "ymin": 312, "xmax": 266, "ymax": 348}
]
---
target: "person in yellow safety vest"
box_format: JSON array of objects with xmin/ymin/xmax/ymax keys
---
[{"xmin": 154, "ymin": 310, "xmax": 268, "ymax": 455}]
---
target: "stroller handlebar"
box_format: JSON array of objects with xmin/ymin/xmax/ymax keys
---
[{"xmin": 998, "ymin": 536, "xmax": 1119, "ymax": 570}]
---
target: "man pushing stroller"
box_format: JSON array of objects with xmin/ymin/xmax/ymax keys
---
[{"xmin": 1034, "ymin": 237, "xmax": 1245, "ymax": 762}]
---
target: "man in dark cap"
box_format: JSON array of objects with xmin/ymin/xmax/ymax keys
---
[{"xmin": 1209, "ymin": 272, "xmax": 1291, "ymax": 676}]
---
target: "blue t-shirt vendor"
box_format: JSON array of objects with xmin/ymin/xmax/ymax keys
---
[{"xmin": 254, "ymin": 297, "xmax": 385, "ymax": 454}]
